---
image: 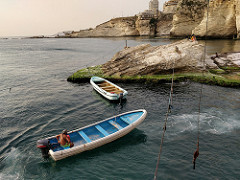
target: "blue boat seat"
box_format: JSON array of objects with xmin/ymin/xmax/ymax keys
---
[
  {"xmin": 109, "ymin": 120, "xmax": 123, "ymax": 130},
  {"xmin": 78, "ymin": 131, "xmax": 92, "ymax": 143},
  {"xmin": 95, "ymin": 125, "xmax": 109, "ymax": 137},
  {"xmin": 120, "ymin": 117, "xmax": 130, "ymax": 124}
]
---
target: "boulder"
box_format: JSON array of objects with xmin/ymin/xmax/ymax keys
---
[
  {"xmin": 209, "ymin": 52, "xmax": 240, "ymax": 68},
  {"xmin": 102, "ymin": 39, "xmax": 211, "ymax": 76}
]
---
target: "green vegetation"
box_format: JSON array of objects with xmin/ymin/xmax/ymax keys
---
[
  {"xmin": 220, "ymin": 66, "xmax": 240, "ymax": 71},
  {"xmin": 209, "ymin": 69, "xmax": 226, "ymax": 74},
  {"xmin": 67, "ymin": 66, "xmax": 240, "ymax": 87}
]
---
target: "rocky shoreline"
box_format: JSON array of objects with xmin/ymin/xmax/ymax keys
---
[{"xmin": 67, "ymin": 39, "xmax": 240, "ymax": 87}]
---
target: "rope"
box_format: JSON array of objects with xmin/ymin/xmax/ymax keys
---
[
  {"xmin": 192, "ymin": 0, "xmax": 209, "ymax": 169},
  {"xmin": 154, "ymin": 59, "xmax": 175, "ymax": 180}
]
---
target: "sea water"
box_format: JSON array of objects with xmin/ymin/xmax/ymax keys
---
[{"xmin": 0, "ymin": 38, "xmax": 239, "ymax": 179}]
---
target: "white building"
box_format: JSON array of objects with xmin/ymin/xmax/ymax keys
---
[{"xmin": 149, "ymin": 0, "xmax": 159, "ymax": 17}]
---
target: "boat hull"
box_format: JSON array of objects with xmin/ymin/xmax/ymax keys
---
[
  {"xmin": 44, "ymin": 109, "xmax": 147, "ymax": 161},
  {"xmin": 90, "ymin": 76, "xmax": 128, "ymax": 100}
]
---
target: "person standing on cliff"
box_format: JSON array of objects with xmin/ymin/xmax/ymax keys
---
[{"xmin": 191, "ymin": 34, "xmax": 196, "ymax": 41}]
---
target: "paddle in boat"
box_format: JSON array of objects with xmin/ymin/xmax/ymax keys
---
[
  {"xmin": 90, "ymin": 76, "xmax": 128, "ymax": 101},
  {"xmin": 37, "ymin": 109, "xmax": 147, "ymax": 161}
]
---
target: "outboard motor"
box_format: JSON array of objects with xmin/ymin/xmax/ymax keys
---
[
  {"xmin": 119, "ymin": 93, "xmax": 123, "ymax": 104},
  {"xmin": 37, "ymin": 139, "xmax": 50, "ymax": 159}
]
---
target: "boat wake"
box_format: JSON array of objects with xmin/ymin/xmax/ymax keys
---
[
  {"xmin": 0, "ymin": 148, "xmax": 22, "ymax": 180},
  {"xmin": 168, "ymin": 109, "xmax": 240, "ymax": 136}
]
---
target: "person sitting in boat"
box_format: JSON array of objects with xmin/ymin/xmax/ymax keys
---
[{"xmin": 56, "ymin": 129, "xmax": 74, "ymax": 148}]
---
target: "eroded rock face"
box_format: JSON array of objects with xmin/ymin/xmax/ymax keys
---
[
  {"xmin": 59, "ymin": 15, "xmax": 173, "ymax": 38},
  {"xmin": 102, "ymin": 39, "xmax": 208, "ymax": 76},
  {"xmin": 209, "ymin": 52, "xmax": 240, "ymax": 68},
  {"xmin": 193, "ymin": 0, "xmax": 237, "ymax": 38},
  {"xmin": 71, "ymin": 17, "xmax": 139, "ymax": 37},
  {"xmin": 135, "ymin": 19, "xmax": 155, "ymax": 36},
  {"xmin": 236, "ymin": 0, "xmax": 240, "ymax": 38},
  {"xmin": 170, "ymin": 0, "xmax": 206, "ymax": 37},
  {"xmin": 171, "ymin": 0, "xmax": 239, "ymax": 38},
  {"xmin": 156, "ymin": 13, "xmax": 173, "ymax": 36}
]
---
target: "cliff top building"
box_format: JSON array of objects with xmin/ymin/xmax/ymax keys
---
[
  {"xmin": 138, "ymin": 0, "xmax": 159, "ymax": 19},
  {"xmin": 149, "ymin": 0, "xmax": 159, "ymax": 17}
]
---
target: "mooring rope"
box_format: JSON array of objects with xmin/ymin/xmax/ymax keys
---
[
  {"xmin": 153, "ymin": 59, "xmax": 175, "ymax": 180},
  {"xmin": 193, "ymin": 0, "xmax": 209, "ymax": 169}
]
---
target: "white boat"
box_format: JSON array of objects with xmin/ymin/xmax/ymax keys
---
[
  {"xmin": 37, "ymin": 109, "xmax": 147, "ymax": 161},
  {"xmin": 90, "ymin": 76, "xmax": 128, "ymax": 100}
]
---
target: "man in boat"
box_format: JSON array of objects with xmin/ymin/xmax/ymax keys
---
[{"xmin": 56, "ymin": 129, "xmax": 74, "ymax": 148}]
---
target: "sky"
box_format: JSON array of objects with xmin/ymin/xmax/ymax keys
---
[{"xmin": 0, "ymin": 0, "xmax": 168, "ymax": 37}]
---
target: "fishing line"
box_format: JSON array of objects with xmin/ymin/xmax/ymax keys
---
[{"xmin": 153, "ymin": 57, "xmax": 175, "ymax": 180}]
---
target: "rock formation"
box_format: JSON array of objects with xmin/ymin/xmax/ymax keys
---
[
  {"xmin": 171, "ymin": 0, "xmax": 207, "ymax": 37},
  {"xmin": 55, "ymin": 0, "xmax": 240, "ymax": 39},
  {"xmin": 156, "ymin": 13, "xmax": 173, "ymax": 36},
  {"xmin": 102, "ymin": 39, "xmax": 208, "ymax": 76},
  {"xmin": 210, "ymin": 52, "xmax": 240, "ymax": 68},
  {"xmin": 102, "ymin": 39, "xmax": 240, "ymax": 76},
  {"xmin": 171, "ymin": 0, "xmax": 240, "ymax": 38},
  {"xmin": 236, "ymin": 0, "xmax": 240, "ymax": 38},
  {"xmin": 57, "ymin": 14, "xmax": 173, "ymax": 38},
  {"xmin": 193, "ymin": 0, "xmax": 237, "ymax": 38},
  {"xmin": 70, "ymin": 17, "xmax": 139, "ymax": 37}
]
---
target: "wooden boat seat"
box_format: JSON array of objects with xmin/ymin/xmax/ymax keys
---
[
  {"xmin": 103, "ymin": 88, "xmax": 119, "ymax": 91},
  {"xmin": 97, "ymin": 81, "xmax": 110, "ymax": 86},
  {"xmin": 109, "ymin": 90, "xmax": 123, "ymax": 93},
  {"xmin": 101, "ymin": 86, "xmax": 116, "ymax": 89},
  {"xmin": 98, "ymin": 84, "xmax": 112, "ymax": 87}
]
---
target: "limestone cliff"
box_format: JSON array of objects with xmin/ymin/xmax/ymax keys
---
[
  {"xmin": 236, "ymin": 0, "xmax": 240, "ymax": 38},
  {"xmin": 193, "ymin": 0, "xmax": 237, "ymax": 38},
  {"xmin": 70, "ymin": 17, "xmax": 139, "ymax": 37},
  {"xmin": 58, "ymin": 15, "xmax": 173, "ymax": 38},
  {"xmin": 135, "ymin": 19, "xmax": 155, "ymax": 36},
  {"xmin": 170, "ymin": 0, "xmax": 206, "ymax": 36},
  {"xmin": 156, "ymin": 13, "xmax": 173, "ymax": 36},
  {"xmin": 171, "ymin": 0, "xmax": 239, "ymax": 38}
]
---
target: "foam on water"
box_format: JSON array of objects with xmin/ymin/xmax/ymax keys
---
[
  {"xmin": 169, "ymin": 108, "xmax": 240, "ymax": 136},
  {"xmin": 0, "ymin": 148, "xmax": 22, "ymax": 180}
]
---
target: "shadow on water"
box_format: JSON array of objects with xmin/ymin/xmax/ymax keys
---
[{"xmin": 91, "ymin": 89, "xmax": 127, "ymax": 109}]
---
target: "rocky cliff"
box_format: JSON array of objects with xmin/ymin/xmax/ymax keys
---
[
  {"xmin": 236, "ymin": 0, "xmax": 240, "ymax": 38},
  {"xmin": 58, "ymin": 15, "xmax": 173, "ymax": 38},
  {"xmin": 171, "ymin": 0, "xmax": 239, "ymax": 38},
  {"xmin": 70, "ymin": 17, "xmax": 139, "ymax": 37},
  {"xmin": 56, "ymin": 0, "xmax": 240, "ymax": 39},
  {"xmin": 171, "ymin": 0, "xmax": 206, "ymax": 37}
]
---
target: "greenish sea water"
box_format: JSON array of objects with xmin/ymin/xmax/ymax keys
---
[{"xmin": 0, "ymin": 38, "xmax": 239, "ymax": 179}]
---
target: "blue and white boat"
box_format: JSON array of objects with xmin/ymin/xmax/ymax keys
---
[
  {"xmin": 90, "ymin": 76, "xmax": 128, "ymax": 100},
  {"xmin": 37, "ymin": 109, "xmax": 147, "ymax": 161}
]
